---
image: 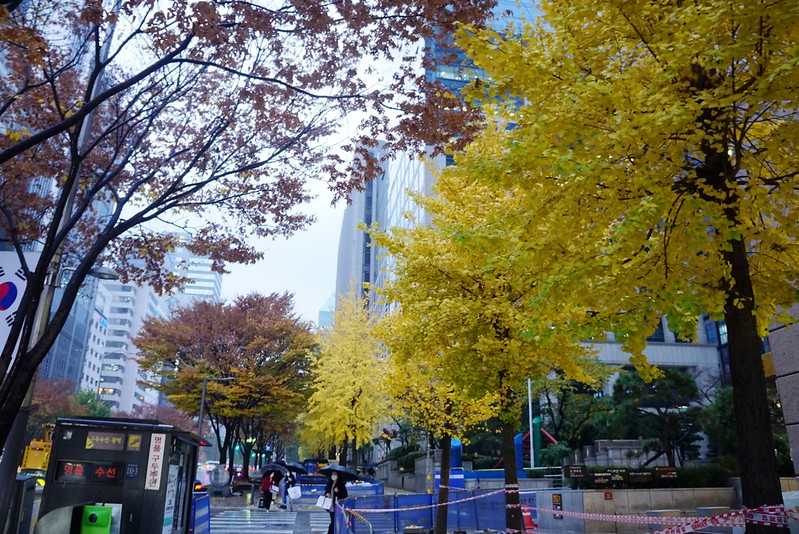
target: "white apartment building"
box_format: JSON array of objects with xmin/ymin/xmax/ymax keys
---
[
  {"xmin": 79, "ymin": 282, "xmax": 110, "ymax": 391},
  {"xmin": 97, "ymin": 282, "xmax": 167, "ymax": 412},
  {"xmin": 94, "ymin": 246, "xmax": 222, "ymax": 412}
]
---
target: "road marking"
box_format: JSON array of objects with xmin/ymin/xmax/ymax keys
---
[{"xmin": 211, "ymin": 510, "xmax": 297, "ymax": 533}]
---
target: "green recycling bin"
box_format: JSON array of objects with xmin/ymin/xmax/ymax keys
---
[{"xmin": 81, "ymin": 505, "xmax": 112, "ymax": 534}]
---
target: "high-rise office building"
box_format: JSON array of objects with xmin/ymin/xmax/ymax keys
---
[
  {"xmin": 79, "ymin": 282, "xmax": 110, "ymax": 391},
  {"xmin": 38, "ymin": 281, "xmax": 99, "ymax": 388},
  {"xmin": 163, "ymin": 246, "xmax": 223, "ymax": 311}
]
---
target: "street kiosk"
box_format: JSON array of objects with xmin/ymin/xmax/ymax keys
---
[{"xmin": 36, "ymin": 417, "xmax": 204, "ymax": 534}]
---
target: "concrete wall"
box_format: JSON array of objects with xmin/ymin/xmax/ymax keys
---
[
  {"xmin": 533, "ymin": 488, "xmax": 736, "ymax": 533},
  {"xmin": 466, "ymin": 477, "xmax": 554, "ymax": 491}
]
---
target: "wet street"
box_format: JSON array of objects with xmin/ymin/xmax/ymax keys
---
[{"xmin": 210, "ymin": 509, "xmax": 331, "ymax": 534}]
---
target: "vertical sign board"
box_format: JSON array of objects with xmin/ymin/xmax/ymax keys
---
[
  {"xmin": 0, "ymin": 252, "xmax": 40, "ymax": 365},
  {"xmin": 145, "ymin": 433, "xmax": 167, "ymax": 491},
  {"xmin": 162, "ymin": 465, "xmax": 179, "ymax": 534},
  {"xmin": 552, "ymin": 493, "xmax": 563, "ymax": 520}
]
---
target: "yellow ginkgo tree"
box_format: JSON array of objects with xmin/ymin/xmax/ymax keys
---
[
  {"xmin": 382, "ymin": 352, "xmax": 497, "ymax": 534},
  {"xmin": 370, "ymin": 160, "xmax": 602, "ymax": 532},
  {"xmin": 453, "ymin": 0, "xmax": 799, "ymax": 513},
  {"xmin": 303, "ymin": 291, "xmax": 386, "ymax": 467}
]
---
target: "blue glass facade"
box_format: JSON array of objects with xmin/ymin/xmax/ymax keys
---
[
  {"xmin": 425, "ymin": 1, "xmax": 540, "ymax": 93},
  {"xmin": 38, "ymin": 280, "xmax": 98, "ymax": 391}
]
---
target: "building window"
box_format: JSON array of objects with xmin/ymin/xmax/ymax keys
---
[
  {"xmin": 718, "ymin": 322, "xmax": 728, "ymax": 345},
  {"xmin": 647, "ymin": 318, "xmax": 665, "ymax": 343}
]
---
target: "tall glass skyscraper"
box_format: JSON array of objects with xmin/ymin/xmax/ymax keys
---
[{"xmin": 336, "ymin": 2, "xmax": 540, "ymax": 309}]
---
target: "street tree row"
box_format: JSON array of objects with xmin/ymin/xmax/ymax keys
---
[
  {"xmin": 365, "ymin": 3, "xmax": 799, "ymax": 533},
  {"xmin": 136, "ymin": 292, "xmax": 315, "ymax": 480},
  {"xmin": 0, "ymin": 0, "xmax": 498, "ymax": 452}
]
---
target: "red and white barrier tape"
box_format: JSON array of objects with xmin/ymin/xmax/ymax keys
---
[{"xmin": 343, "ymin": 489, "xmax": 793, "ymax": 531}]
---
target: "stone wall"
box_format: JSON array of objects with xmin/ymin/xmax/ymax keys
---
[{"xmin": 534, "ymin": 488, "xmax": 737, "ymax": 533}]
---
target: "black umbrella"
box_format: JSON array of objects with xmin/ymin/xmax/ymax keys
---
[
  {"xmin": 319, "ymin": 464, "xmax": 360, "ymax": 483},
  {"xmin": 277, "ymin": 460, "xmax": 308, "ymax": 474},
  {"xmin": 260, "ymin": 463, "xmax": 288, "ymax": 475}
]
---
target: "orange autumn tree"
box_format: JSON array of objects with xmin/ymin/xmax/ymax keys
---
[
  {"xmin": 0, "ymin": 0, "xmax": 498, "ymax": 452},
  {"xmin": 137, "ymin": 293, "xmax": 315, "ymax": 478}
]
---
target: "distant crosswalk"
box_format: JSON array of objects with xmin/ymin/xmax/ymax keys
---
[
  {"xmin": 210, "ymin": 509, "xmax": 332, "ymax": 534},
  {"xmin": 309, "ymin": 511, "xmax": 331, "ymax": 533}
]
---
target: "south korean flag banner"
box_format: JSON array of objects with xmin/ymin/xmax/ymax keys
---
[{"xmin": 0, "ymin": 251, "xmax": 40, "ymax": 370}]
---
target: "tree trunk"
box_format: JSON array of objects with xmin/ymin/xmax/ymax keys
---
[
  {"xmin": 351, "ymin": 437, "xmax": 358, "ymax": 470},
  {"xmin": 0, "ymin": 404, "xmax": 31, "ymax": 527},
  {"xmin": 724, "ymin": 238, "xmax": 785, "ymax": 532},
  {"xmin": 241, "ymin": 443, "xmax": 253, "ymax": 480},
  {"xmin": 501, "ymin": 420, "xmax": 523, "ymax": 533},
  {"xmin": 339, "ymin": 438, "xmax": 349, "ymax": 467},
  {"xmin": 228, "ymin": 440, "xmax": 237, "ymax": 481},
  {"xmin": 435, "ymin": 434, "xmax": 452, "ymax": 534}
]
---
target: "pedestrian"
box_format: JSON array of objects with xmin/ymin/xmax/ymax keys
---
[
  {"xmin": 260, "ymin": 472, "xmax": 273, "ymax": 511},
  {"xmin": 324, "ymin": 471, "xmax": 348, "ymax": 534},
  {"xmin": 278, "ymin": 471, "xmax": 288, "ymax": 509},
  {"xmin": 283, "ymin": 471, "xmax": 296, "ymax": 511}
]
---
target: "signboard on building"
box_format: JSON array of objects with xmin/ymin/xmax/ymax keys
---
[
  {"xmin": 629, "ymin": 471, "xmax": 654, "ymax": 485},
  {"xmin": 145, "ymin": 433, "xmax": 166, "ymax": 490},
  {"xmin": 563, "ymin": 465, "xmax": 586, "ymax": 479},
  {"xmin": 552, "ymin": 493, "xmax": 563, "ymax": 520},
  {"xmin": 85, "ymin": 431, "xmax": 125, "ymax": 451},
  {"xmin": 608, "ymin": 467, "xmax": 628, "ymax": 487},
  {"xmin": 655, "ymin": 466, "xmax": 678, "ymax": 484},
  {"xmin": 592, "ymin": 471, "xmax": 612, "ymax": 488}
]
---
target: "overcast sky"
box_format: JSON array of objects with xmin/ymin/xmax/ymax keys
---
[{"xmin": 220, "ymin": 178, "xmax": 343, "ymax": 324}]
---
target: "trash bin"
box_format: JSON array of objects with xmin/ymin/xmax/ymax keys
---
[
  {"xmin": 81, "ymin": 505, "xmax": 112, "ymax": 534},
  {"xmin": 37, "ymin": 417, "xmax": 205, "ymax": 534}
]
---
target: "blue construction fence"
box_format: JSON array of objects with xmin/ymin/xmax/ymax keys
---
[
  {"xmin": 336, "ymin": 490, "xmax": 537, "ymax": 533},
  {"xmin": 300, "ymin": 482, "xmax": 384, "ymax": 503}
]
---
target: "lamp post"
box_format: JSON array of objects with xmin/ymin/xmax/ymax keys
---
[
  {"xmin": 527, "ymin": 378, "xmax": 535, "ymax": 469},
  {"xmin": 197, "ymin": 376, "xmax": 234, "ymax": 438}
]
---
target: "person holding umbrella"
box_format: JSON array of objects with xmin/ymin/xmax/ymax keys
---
[
  {"xmin": 260, "ymin": 463, "xmax": 287, "ymax": 511},
  {"xmin": 278, "ymin": 460, "xmax": 307, "ymax": 512},
  {"xmin": 320, "ymin": 465, "xmax": 356, "ymax": 534},
  {"xmin": 259, "ymin": 471, "xmax": 273, "ymax": 510}
]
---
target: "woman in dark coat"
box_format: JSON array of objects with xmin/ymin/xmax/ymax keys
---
[
  {"xmin": 260, "ymin": 472, "xmax": 273, "ymax": 510},
  {"xmin": 324, "ymin": 472, "xmax": 348, "ymax": 534}
]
